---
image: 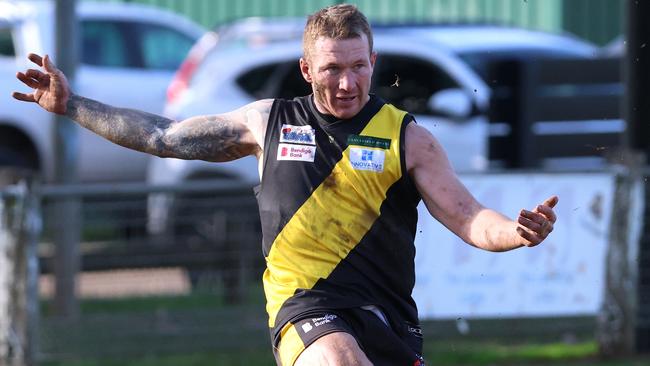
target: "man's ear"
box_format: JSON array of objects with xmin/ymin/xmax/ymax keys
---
[
  {"xmin": 299, "ymin": 57, "xmax": 313, "ymax": 83},
  {"xmin": 370, "ymin": 52, "xmax": 377, "ymax": 69}
]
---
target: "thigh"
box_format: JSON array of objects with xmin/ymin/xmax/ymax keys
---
[
  {"xmin": 274, "ymin": 312, "xmax": 371, "ymax": 366},
  {"xmin": 344, "ymin": 308, "xmax": 426, "ymax": 366},
  {"xmin": 294, "ymin": 332, "xmax": 373, "ymax": 366}
]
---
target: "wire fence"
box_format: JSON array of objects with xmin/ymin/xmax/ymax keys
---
[
  {"xmin": 0, "ymin": 175, "xmax": 270, "ymax": 363},
  {"xmin": 3, "ymin": 169, "xmax": 646, "ymax": 364}
]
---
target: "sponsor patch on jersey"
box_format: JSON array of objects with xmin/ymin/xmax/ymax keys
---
[
  {"xmin": 347, "ymin": 134, "xmax": 391, "ymax": 149},
  {"xmin": 280, "ymin": 124, "xmax": 316, "ymax": 145},
  {"xmin": 277, "ymin": 143, "xmax": 316, "ymax": 162},
  {"xmin": 349, "ymin": 147, "xmax": 385, "ymax": 172}
]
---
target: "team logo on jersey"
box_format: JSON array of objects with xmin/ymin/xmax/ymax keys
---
[
  {"xmin": 349, "ymin": 147, "xmax": 385, "ymax": 172},
  {"xmin": 277, "ymin": 143, "xmax": 316, "ymax": 162},
  {"xmin": 280, "ymin": 124, "xmax": 316, "ymax": 145}
]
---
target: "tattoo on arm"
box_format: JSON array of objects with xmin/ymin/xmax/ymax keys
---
[
  {"xmin": 161, "ymin": 114, "xmax": 250, "ymax": 161},
  {"xmin": 66, "ymin": 94, "xmax": 271, "ymax": 161}
]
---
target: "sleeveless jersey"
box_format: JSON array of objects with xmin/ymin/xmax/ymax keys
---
[{"xmin": 256, "ymin": 94, "xmax": 422, "ymax": 342}]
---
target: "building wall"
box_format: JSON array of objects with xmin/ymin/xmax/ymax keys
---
[{"xmin": 91, "ymin": 0, "xmax": 622, "ymax": 45}]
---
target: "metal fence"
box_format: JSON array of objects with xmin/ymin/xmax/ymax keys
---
[
  {"xmin": 18, "ymin": 177, "xmax": 269, "ymax": 363},
  {"xmin": 4, "ymin": 169, "xmax": 647, "ymax": 364}
]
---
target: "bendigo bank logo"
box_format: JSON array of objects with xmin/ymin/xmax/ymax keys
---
[{"xmin": 277, "ymin": 143, "xmax": 316, "ymax": 162}]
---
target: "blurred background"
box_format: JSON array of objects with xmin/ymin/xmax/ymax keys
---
[{"xmin": 1, "ymin": 0, "xmax": 649, "ymax": 365}]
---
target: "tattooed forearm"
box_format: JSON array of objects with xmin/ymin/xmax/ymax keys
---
[
  {"xmin": 65, "ymin": 94, "xmax": 269, "ymax": 161},
  {"xmin": 66, "ymin": 94, "xmax": 175, "ymax": 155}
]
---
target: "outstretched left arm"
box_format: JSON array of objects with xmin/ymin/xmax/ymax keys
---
[{"xmin": 405, "ymin": 122, "xmax": 558, "ymax": 252}]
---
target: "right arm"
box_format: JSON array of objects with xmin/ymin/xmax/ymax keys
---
[
  {"xmin": 65, "ymin": 94, "xmax": 272, "ymax": 162},
  {"xmin": 12, "ymin": 53, "xmax": 271, "ymax": 162}
]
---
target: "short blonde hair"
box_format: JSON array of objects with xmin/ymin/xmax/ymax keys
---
[{"xmin": 303, "ymin": 4, "xmax": 373, "ymax": 60}]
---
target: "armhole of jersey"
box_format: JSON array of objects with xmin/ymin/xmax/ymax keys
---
[
  {"xmin": 260, "ymin": 99, "xmax": 282, "ymax": 187},
  {"xmin": 400, "ymin": 114, "xmax": 419, "ymax": 196}
]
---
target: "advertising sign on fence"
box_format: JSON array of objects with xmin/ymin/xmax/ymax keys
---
[{"xmin": 413, "ymin": 173, "xmax": 615, "ymax": 319}]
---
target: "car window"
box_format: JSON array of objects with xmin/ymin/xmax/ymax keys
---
[
  {"xmin": 0, "ymin": 26, "xmax": 15, "ymax": 57},
  {"xmin": 236, "ymin": 60, "xmax": 310, "ymax": 99},
  {"xmin": 372, "ymin": 54, "xmax": 459, "ymax": 115},
  {"xmin": 137, "ymin": 23, "xmax": 195, "ymax": 70},
  {"xmin": 274, "ymin": 61, "xmax": 311, "ymax": 99},
  {"xmin": 81, "ymin": 21, "xmax": 133, "ymax": 67},
  {"xmin": 236, "ymin": 63, "xmax": 282, "ymax": 98}
]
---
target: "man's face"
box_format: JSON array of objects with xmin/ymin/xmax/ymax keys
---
[{"xmin": 300, "ymin": 34, "xmax": 376, "ymax": 120}]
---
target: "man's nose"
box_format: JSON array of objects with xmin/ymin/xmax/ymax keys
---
[{"xmin": 339, "ymin": 70, "xmax": 355, "ymax": 91}]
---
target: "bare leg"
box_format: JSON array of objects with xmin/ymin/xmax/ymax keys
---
[{"xmin": 294, "ymin": 331, "xmax": 373, "ymax": 366}]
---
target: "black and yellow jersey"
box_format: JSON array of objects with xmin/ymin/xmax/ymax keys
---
[{"xmin": 256, "ymin": 94, "xmax": 422, "ymax": 342}]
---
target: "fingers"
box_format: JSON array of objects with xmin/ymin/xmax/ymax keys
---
[
  {"xmin": 516, "ymin": 227, "xmax": 541, "ymax": 247},
  {"xmin": 517, "ymin": 207, "xmax": 554, "ymax": 247},
  {"xmin": 520, "ymin": 209, "xmax": 545, "ymax": 225},
  {"xmin": 25, "ymin": 68, "xmax": 46, "ymax": 79},
  {"xmin": 542, "ymin": 195, "xmax": 559, "ymax": 209},
  {"xmin": 28, "ymin": 53, "xmax": 44, "ymax": 67},
  {"xmin": 27, "ymin": 53, "xmax": 59, "ymax": 75},
  {"xmin": 12, "ymin": 92, "xmax": 36, "ymax": 103},
  {"xmin": 16, "ymin": 70, "xmax": 46, "ymax": 89},
  {"xmin": 536, "ymin": 204, "xmax": 557, "ymax": 223},
  {"xmin": 43, "ymin": 54, "xmax": 55, "ymax": 72},
  {"xmin": 517, "ymin": 214, "xmax": 542, "ymax": 232},
  {"xmin": 516, "ymin": 195, "xmax": 558, "ymax": 247}
]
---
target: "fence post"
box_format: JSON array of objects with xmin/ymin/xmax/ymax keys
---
[
  {"xmin": 597, "ymin": 154, "xmax": 646, "ymax": 356},
  {"xmin": 0, "ymin": 169, "xmax": 41, "ymax": 366}
]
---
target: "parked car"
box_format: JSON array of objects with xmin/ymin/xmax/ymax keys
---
[
  {"xmin": 155, "ymin": 21, "xmax": 600, "ymax": 180},
  {"xmin": 0, "ymin": 0, "xmax": 205, "ymax": 182},
  {"xmin": 147, "ymin": 20, "xmax": 600, "ymax": 235},
  {"xmin": 149, "ymin": 27, "xmax": 492, "ymax": 234},
  {"xmin": 377, "ymin": 24, "xmax": 598, "ymax": 79}
]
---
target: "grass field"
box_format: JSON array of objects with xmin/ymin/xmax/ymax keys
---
[{"xmin": 40, "ymin": 340, "xmax": 650, "ymax": 366}]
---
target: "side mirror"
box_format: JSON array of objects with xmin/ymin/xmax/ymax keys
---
[{"xmin": 427, "ymin": 88, "xmax": 473, "ymax": 120}]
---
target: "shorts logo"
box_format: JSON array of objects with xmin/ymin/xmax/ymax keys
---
[
  {"xmin": 311, "ymin": 314, "xmax": 337, "ymax": 327},
  {"xmin": 280, "ymin": 124, "xmax": 316, "ymax": 145},
  {"xmin": 299, "ymin": 314, "xmax": 337, "ymax": 334},
  {"xmin": 277, "ymin": 143, "xmax": 316, "ymax": 162},
  {"xmin": 301, "ymin": 323, "xmax": 313, "ymax": 333},
  {"xmin": 349, "ymin": 147, "xmax": 385, "ymax": 172},
  {"xmin": 408, "ymin": 325, "xmax": 423, "ymax": 337}
]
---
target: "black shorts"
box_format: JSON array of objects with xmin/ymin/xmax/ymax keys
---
[{"xmin": 273, "ymin": 307, "xmax": 426, "ymax": 366}]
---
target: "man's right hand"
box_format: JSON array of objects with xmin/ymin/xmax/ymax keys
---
[{"xmin": 12, "ymin": 53, "xmax": 71, "ymax": 115}]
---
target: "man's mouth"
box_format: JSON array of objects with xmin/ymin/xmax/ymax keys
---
[{"xmin": 337, "ymin": 96, "xmax": 356, "ymax": 102}]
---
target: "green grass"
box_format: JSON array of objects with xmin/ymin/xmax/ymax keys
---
[
  {"xmin": 426, "ymin": 340, "xmax": 596, "ymax": 365},
  {"xmin": 40, "ymin": 351, "xmax": 275, "ymax": 366},
  {"xmin": 40, "ymin": 340, "xmax": 650, "ymax": 366}
]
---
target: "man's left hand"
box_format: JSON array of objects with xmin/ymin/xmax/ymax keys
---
[{"xmin": 516, "ymin": 195, "xmax": 558, "ymax": 247}]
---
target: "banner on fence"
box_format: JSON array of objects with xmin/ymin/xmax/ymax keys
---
[{"xmin": 413, "ymin": 173, "xmax": 614, "ymax": 319}]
